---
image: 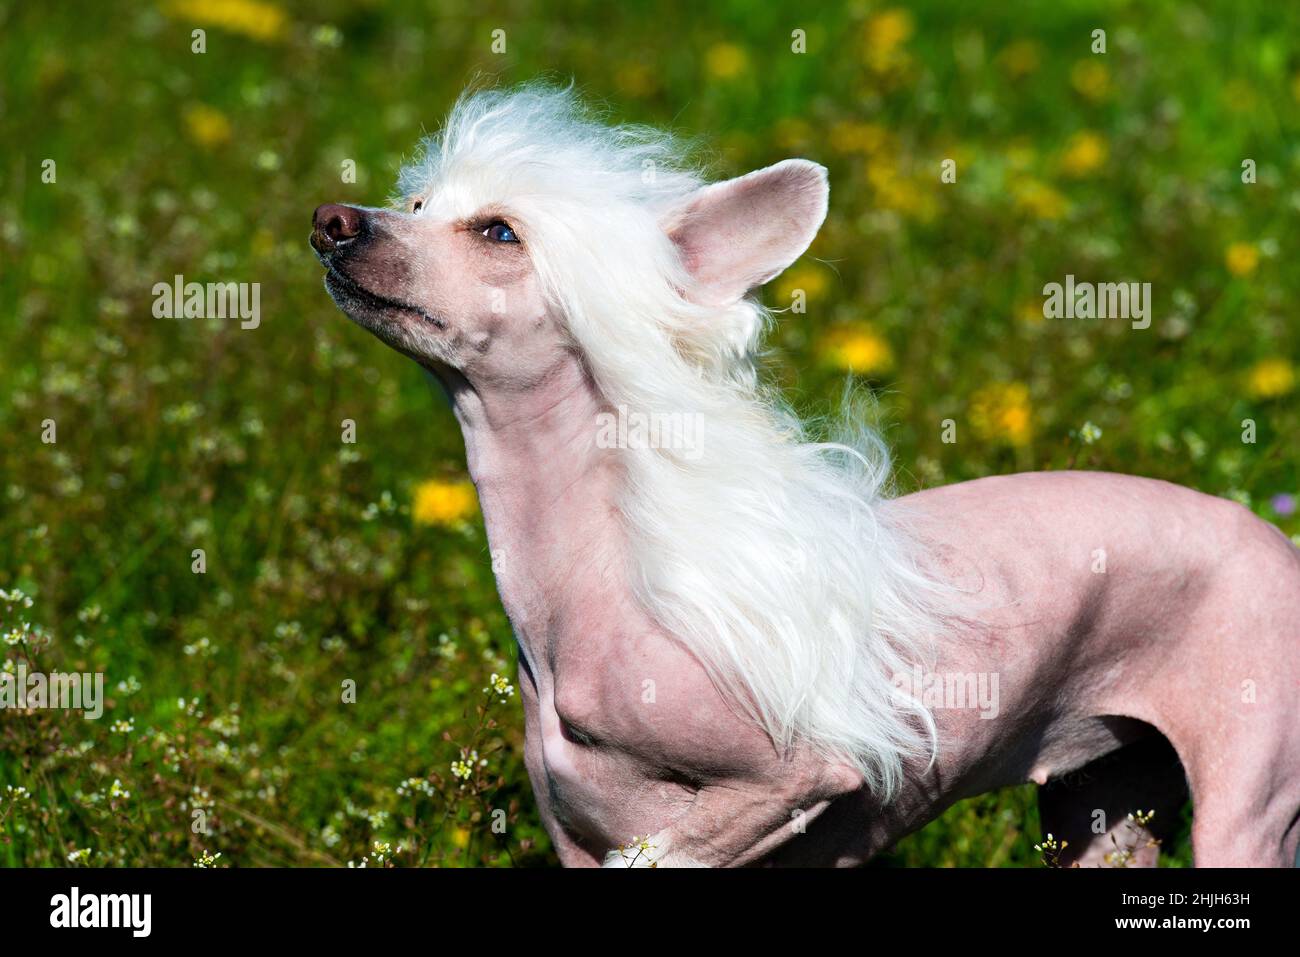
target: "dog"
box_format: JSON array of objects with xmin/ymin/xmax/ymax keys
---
[{"xmin": 311, "ymin": 84, "xmax": 1300, "ymax": 867}]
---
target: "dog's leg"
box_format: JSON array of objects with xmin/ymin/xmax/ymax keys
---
[
  {"xmin": 1188, "ymin": 809, "xmax": 1291, "ymax": 867},
  {"xmin": 1184, "ymin": 761, "xmax": 1300, "ymax": 867},
  {"xmin": 1037, "ymin": 735, "xmax": 1189, "ymax": 867}
]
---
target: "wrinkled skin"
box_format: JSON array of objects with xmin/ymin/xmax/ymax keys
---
[{"xmin": 310, "ymin": 189, "xmax": 1300, "ymax": 868}]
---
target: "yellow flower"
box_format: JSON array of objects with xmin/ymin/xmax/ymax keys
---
[
  {"xmin": 1246, "ymin": 359, "xmax": 1295, "ymax": 399},
  {"xmin": 867, "ymin": 162, "xmax": 933, "ymax": 220},
  {"xmin": 184, "ymin": 104, "xmax": 232, "ymax": 148},
  {"xmin": 1070, "ymin": 60, "xmax": 1110, "ymax": 101},
  {"xmin": 1059, "ymin": 131, "xmax": 1108, "ymax": 178},
  {"xmin": 773, "ymin": 263, "xmax": 830, "ymax": 305},
  {"xmin": 1013, "ymin": 178, "xmax": 1069, "ymax": 220},
  {"xmin": 970, "ymin": 383, "xmax": 1033, "ymax": 447},
  {"xmin": 869, "ymin": 167, "xmax": 904, "ymax": 206},
  {"xmin": 864, "ymin": 8, "xmax": 913, "ymax": 71},
  {"xmin": 161, "ymin": 0, "xmax": 288, "ymax": 43},
  {"xmin": 1225, "ymin": 242, "xmax": 1259, "ymax": 277},
  {"xmin": 829, "ymin": 121, "xmax": 887, "ymax": 156},
  {"xmin": 997, "ymin": 40, "xmax": 1042, "ymax": 78},
  {"xmin": 412, "ymin": 479, "xmax": 478, "ymax": 526},
  {"xmin": 1016, "ymin": 299, "xmax": 1046, "ymax": 325},
  {"xmin": 705, "ymin": 42, "xmax": 748, "ymax": 79},
  {"xmin": 821, "ymin": 326, "xmax": 894, "ymax": 375}
]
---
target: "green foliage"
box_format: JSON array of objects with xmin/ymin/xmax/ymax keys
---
[{"xmin": 2, "ymin": 0, "xmax": 1295, "ymax": 867}]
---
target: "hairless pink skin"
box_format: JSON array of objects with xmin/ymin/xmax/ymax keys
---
[
  {"xmin": 453, "ymin": 355, "xmax": 1300, "ymax": 867},
  {"xmin": 311, "ymin": 157, "xmax": 1300, "ymax": 868}
]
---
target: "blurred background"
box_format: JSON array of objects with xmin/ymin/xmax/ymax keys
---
[{"xmin": 1, "ymin": 0, "xmax": 1297, "ymax": 867}]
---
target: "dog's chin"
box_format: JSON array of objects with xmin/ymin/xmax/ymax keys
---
[{"xmin": 323, "ymin": 268, "xmax": 443, "ymax": 336}]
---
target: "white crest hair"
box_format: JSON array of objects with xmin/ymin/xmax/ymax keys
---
[{"xmin": 401, "ymin": 83, "xmax": 953, "ymax": 800}]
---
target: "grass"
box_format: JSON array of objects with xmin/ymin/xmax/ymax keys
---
[{"xmin": 1, "ymin": 0, "xmax": 1297, "ymax": 867}]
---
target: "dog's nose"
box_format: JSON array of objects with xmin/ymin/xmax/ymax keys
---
[{"xmin": 312, "ymin": 203, "xmax": 363, "ymax": 252}]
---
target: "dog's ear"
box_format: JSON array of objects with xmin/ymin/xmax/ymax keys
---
[{"xmin": 664, "ymin": 159, "xmax": 828, "ymax": 305}]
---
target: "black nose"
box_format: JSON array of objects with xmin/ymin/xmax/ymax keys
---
[{"xmin": 312, "ymin": 203, "xmax": 363, "ymax": 253}]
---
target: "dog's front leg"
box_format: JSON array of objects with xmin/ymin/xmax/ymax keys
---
[{"xmin": 602, "ymin": 760, "xmax": 861, "ymax": 868}]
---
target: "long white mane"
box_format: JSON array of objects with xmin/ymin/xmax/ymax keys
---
[{"xmin": 400, "ymin": 84, "xmax": 953, "ymax": 799}]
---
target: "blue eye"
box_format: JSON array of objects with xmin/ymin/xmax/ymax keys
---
[{"xmin": 483, "ymin": 221, "xmax": 518, "ymax": 243}]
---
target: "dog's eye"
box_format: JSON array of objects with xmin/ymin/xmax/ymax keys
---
[
  {"xmin": 411, "ymin": 199, "xmax": 423, "ymax": 214},
  {"xmin": 482, "ymin": 221, "xmax": 519, "ymax": 243}
]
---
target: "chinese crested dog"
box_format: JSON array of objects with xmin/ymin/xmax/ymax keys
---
[{"xmin": 312, "ymin": 84, "xmax": 1300, "ymax": 867}]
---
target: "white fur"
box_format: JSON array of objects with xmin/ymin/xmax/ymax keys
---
[{"xmin": 399, "ymin": 85, "xmax": 954, "ymax": 800}]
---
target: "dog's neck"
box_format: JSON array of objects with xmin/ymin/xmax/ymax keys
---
[{"xmin": 442, "ymin": 357, "xmax": 638, "ymax": 678}]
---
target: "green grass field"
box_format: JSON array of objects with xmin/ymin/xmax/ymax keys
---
[{"xmin": 2, "ymin": 0, "xmax": 1297, "ymax": 867}]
